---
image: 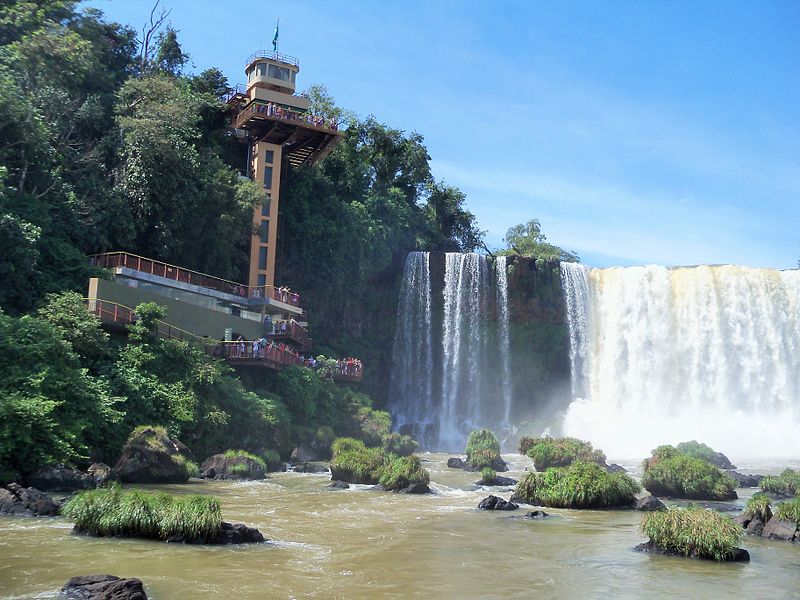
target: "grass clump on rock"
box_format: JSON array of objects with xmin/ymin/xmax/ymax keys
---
[
  {"xmin": 520, "ymin": 436, "xmax": 606, "ymax": 471},
  {"xmin": 641, "ymin": 446, "xmax": 737, "ymax": 500},
  {"xmin": 774, "ymin": 497, "xmax": 800, "ymax": 527},
  {"xmin": 742, "ymin": 492, "xmax": 773, "ymax": 523},
  {"xmin": 382, "ymin": 433, "xmax": 419, "ymax": 457},
  {"xmin": 675, "ymin": 440, "xmax": 733, "ymax": 469},
  {"xmin": 465, "ymin": 429, "xmax": 505, "ymax": 470},
  {"xmin": 760, "ymin": 469, "xmax": 800, "ymax": 496},
  {"xmin": 480, "ymin": 468, "xmax": 497, "ymax": 485},
  {"xmin": 61, "ymin": 484, "xmax": 222, "ymax": 542},
  {"xmin": 640, "ymin": 506, "xmax": 744, "ymax": 561},
  {"xmin": 513, "ymin": 460, "xmax": 640, "ymax": 509},
  {"xmin": 378, "ymin": 456, "xmax": 430, "ymax": 490}
]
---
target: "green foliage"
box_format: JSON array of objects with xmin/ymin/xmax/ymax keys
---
[
  {"xmin": 675, "ymin": 440, "xmax": 728, "ymax": 466},
  {"xmin": 514, "ymin": 461, "xmax": 640, "ymax": 509},
  {"xmin": 500, "ymin": 219, "xmax": 579, "ymax": 262},
  {"xmin": 465, "ymin": 429, "xmax": 502, "ymax": 469},
  {"xmin": 774, "ymin": 497, "xmax": 800, "ymax": 527},
  {"xmin": 62, "ymin": 484, "xmax": 222, "ymax": 542},
  {"xmin": 641, "ymin": 448, "xmax": 737, "ymax": 500},
  {"xmin": 358, "ymin": 407, "xmax": 391, "ymax": 447},
  {"xmin": 378, "ymin": 455, "xmax": 430, "ymax": 491},
  {"xmin": 382, "ymin": 432, "xmax": 419, "ymax": 457},
  {"xmin": 743, "ymin": 493, "xmax": 773, "ymax": 523},
  {"xmin": 480, "ymin": 468, "xmax": 496, "ymax": 484},
  {"xmin": 523, "ymin": 437, "xmax": 606, "ymax": 471},
  {"xmin": 760, "ymin": 469, "xmax": 800, "ymax": 496},
  {"xmin": 261, "ymin": 449, "xmax": 282, "ymax": 472},
  {"xmin": 641, "ymin": 507, "xmax": 744, "ymax": 561},
  {"xmin": 223, "ymin": 449, "xmax": 267, "ymax": 470},
  {"xmin": 329, "ymin": 438, "xmax": 387, "ymax": 485}
]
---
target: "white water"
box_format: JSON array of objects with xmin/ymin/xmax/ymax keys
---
[
  {"xmin": 561, "ymin": 264, "xmax": 800, "ymax": 460},
  {"xmin": 390, "ymin": 252, "xmax": 513, "ymax": 451}
]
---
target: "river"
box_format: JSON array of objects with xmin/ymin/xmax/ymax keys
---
[{"xmin": 1, "ymin": 454, "xmax": 798, "ymax": 599}]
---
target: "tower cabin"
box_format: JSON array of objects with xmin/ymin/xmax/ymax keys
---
[{"xmin": 225, "ymin": 50, "xmax": 341, "ymax": 293}]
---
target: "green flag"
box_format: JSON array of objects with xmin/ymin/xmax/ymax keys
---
[{"xmin": 272, "ymin": 19, "xmax": 279, "ymax": 51}]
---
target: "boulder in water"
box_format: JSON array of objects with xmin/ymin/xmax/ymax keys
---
[
  {"xmin": 326, "ymin": 481, "xmax": 350, "ymax": 490},
  {"xmin": 633, "ymin": 539, "xmax": 750, "ymax": 562},
  {"xmin": 475, "ymin": 475, "xmax": 517, "ymax": 487},
  {"xmin": 113, "ymin": 426, "xmax": 195, "ymax": 484},
  {"xmin": 447, "ymin": 457, "xmax": 465, "ymax": 469},
  {"xmin": 478, "ymin": 495, "xmax": 518, "ymax": 511},
  {"xmin": 28, "ymin": 466, "xmax": 93, "ymax": 492},
  {"xmin": 725, "ymin": 470, "xmax": 763, "ymax": 488},
  {"xmin": 200, "ymin": 453, "xmax": 266, "ymax": 480},
  {"xmin": 761, "ymin": 516, "xmax": 798, "ymax": 542},
  {"xmin": 0, "ymin": 483, "xmax": 60, "ymax": 516},
  {"xmin": 397, "ymin": 482, "xmax": 431, "ymax": 494},
  {"xmin": 635, "ymin": 495, "xmax": 666, "ymax": 512},
  {"xmin": 61, "ymin": 574, "xmax": 148, "ymax": 600},
  {"xmin": 87, "ymin": 463, "xmax": 116, "ymax": 488},
  {"xmin": 291, "ymin": 461, "xmax": 329, "ymax": 474},
  {"xmin": 524, "ymin": 510, "xmax": 550, "ymax": 519},
  {"xmin": 206, "ymin": 522, "xmax": 265, "ymax": 545}
]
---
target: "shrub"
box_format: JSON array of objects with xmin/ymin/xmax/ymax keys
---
[
  {"xmin": 514, "ymin": 461, "xmax": 640, "ymax": 509},
  {"xmin": 382, "ymin": 433, "xmax": 419, "ymax": 457},
  {"xmin": 774, "ymin": 497, "xmax": 800, "ymax": 527},
  {"xmin": 357, "ymin": 407, "xmax": 391, "ymax": 447},
  {"xmin": 379, "ymin": 456, "xmax": 430, "ymax": 491},
  {"xmin": 675, "ymin": 440, "xmax": 731, "ymax": 468},
  {"xmin": 330, "ymin": 438, "xmax": 387, "ymax": 484},
  {"xmin": 172, "ymin": 455, "xmax": 200, "ymax": 479},
  {"xmin": 223, "ymin": 449, "xmax": 267, "ymax": 470},
  {"xmin": 480, "ymin": 468, "xmax": 496, "ymax": 484},
  {"xmin": 465, "ymin": 429, "xmax": 503, "ymax": 469},
  {"xmin": 760, "ymin": 469, "xmax": 800, "ymax": 496},
  {"xmin": 62, "ymin": 484, "xmax": 222, "ymax": 542},
  {"xmin": 523, "ymin": 437, "xmax": 606, "ymax": 471},
  {"xmin": 742, "ymin": 492, "xmax": 772, "ymax": 523},
  {"xmin": 261, "ymin": 449, "xmax": 282, "ymax": 471},
  {"xmin": 641, "ymin": 506, "xmax": 744, "ymax": 561},
  {"xmin": 641, "ymin": 448, "xmax": 737, "ymax": 500},
  {"xmin": 518, "ymin": 437, "xmax": 537, "ymax": 455}
]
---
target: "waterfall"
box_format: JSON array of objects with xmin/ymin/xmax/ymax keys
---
[
  {"xmin": 561, "ymin": 265, "xmax": 800, "ymax": 458},
  {"xmin": 389, "ymin": 252, "xmax": 513, "ymax": 451},
  {"xmin": 496, "ymin": 256, "xmax": 513, "ymax": 429},
  {"xmin": 389, "ymin": 253, "xmax": 434, "ymax": 434}
]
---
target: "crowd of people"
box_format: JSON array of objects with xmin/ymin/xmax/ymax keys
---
[
  {"xmin": 248, "ymin": 101, "xmax": 339, "ymax": 132},
  {"xmin": 250, "ymin": 285, "xmax": 300, "ymax": 306}
]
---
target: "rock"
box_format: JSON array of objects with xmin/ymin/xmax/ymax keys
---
[
  {"xmin": 761, "ymin": 516, "xmax": 798, "ymax": 542},
  {"xmin": 476, "ymin": 475, "xmax": 518, "ymax": 487},
  {"xmin": 200, "ymin": 454, "xmax": 266, "ymax": 480},
  {"xmin": 0, "ymin": 483, "xmax": 60, "ymax": 516},
  {"xmin": 465, "ymin": 458, "xmax": 509, "ymax": 473},
  {"xmin": 327, "ymin": 481, "xmax": 350, "ymax": 490},
  {"xmin": 725, "ymin": 470, "xmax": 763, "ymax": 488},
  {"xmin": 290, "ymin": 445, "xmax": 320, "ymax": 463},
  {"xmin": 87, "ymin": 463, "xmax": 117, "ymax": 488},
  {"xmin": 635, "ymin": 495, "xmax": 666, "ymax": 512},
  {"xmin": 605, "ymin": 463, "xmax": 627, "ymax": 473},
  {"xmin": 745, "ymin": 517, "xmax": 766, "ymax": 537},
  {"xmin": 61, "ymin": 574, "xmax": 148, "ymax": 599},
  {"xmin": 707, "ymin": 452, "xmax": 736, "ymax": 470},
  {"xmin": 290, "ymin": 461, "xmax": 329, "ymax": 474},
  {"xmin": 397, "ymin": 483, "xmax": 431, "ymax": 494},
  {"xmin": 113, "ymin": 427, "xmax": 194, "ymax": 484},
  {"xmin": 447, "ymin": 457, "xmax": 465, "ymax": 469},
  {"xmin": 524, "ymin": 510, "xmax": 550, "ymax": 519},
  {"xmin": 28, "ymin": 466, "xmax": 93, "ymax": 492},
  {"xmin": 477, "ymin": 495, "xmax": 519, "ymax": 511},
  {"xmin": 208, "ymin": 522, "xmax": 265, "ymax": 545},
  {"xmin": 633, "ymin": 539, "xmax": 750, "ymax": 562}
]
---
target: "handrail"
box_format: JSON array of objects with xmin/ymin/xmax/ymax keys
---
[
  {"xmin": 246, "ymin": 50, "xmax": 300, "ymax": 68},
  {"xmin": 224, "ymin": 83, "xmax": 247, "ymax": 104},
  {"xmin": 88, "ymin": 251, "xmax": 301, "ymax": 306},
  {"xmin": 269, "ymin": 319, "xmax": 311, "ymax": 347},
  {"xmin": 216, "ymin": 340, "xmax": 304, "ymax": 367},
  {"xmin": 234, "ymin": 100, "xmax": 339, "ymax": 134}
]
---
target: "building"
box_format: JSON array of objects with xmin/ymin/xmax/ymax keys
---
[{"xmin": 225, "ymin": 50, "xmax": 341, "ymax": 292}]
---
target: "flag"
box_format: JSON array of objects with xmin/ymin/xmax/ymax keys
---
[{"xmin": 272, "ymin": 19, "xmax": 279, "ymax": 51}]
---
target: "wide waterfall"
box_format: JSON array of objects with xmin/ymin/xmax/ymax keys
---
[
  {"xmin": 560, "ymin": 263, "xmax": 800, "ymax": 459},
  {"xmin": 390, "ymin": 252, "xmax": 513, "ymax": 451}
]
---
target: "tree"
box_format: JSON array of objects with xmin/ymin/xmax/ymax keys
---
[{"xmin": 502, "ymin": 219, "xmax": 579, "ymax": 262}]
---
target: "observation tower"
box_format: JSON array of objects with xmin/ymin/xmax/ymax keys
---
[{"xmin": 226, "ymin": 50, "xmax": 341, "ymax": 292}]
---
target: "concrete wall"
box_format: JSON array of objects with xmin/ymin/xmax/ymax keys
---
[{"xmin": 90, "ymin": 277, "xmax": 265, "ymax": 340}]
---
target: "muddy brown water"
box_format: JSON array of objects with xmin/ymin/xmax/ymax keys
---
[{"xmin": 1, "ymin": 454, "xmax": 798, "ymax": 599}]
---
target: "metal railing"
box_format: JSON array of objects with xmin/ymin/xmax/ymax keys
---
[
  {"xmin": 233, "ymin": 101, "xmax": 339, "ymax": 133},
  {"xmin": 88, "ymin": 251, "xmax": 301, "ymax": 307},
  {"xmin": 269, "ymin": 319, "xmax": 311, "ymax": 348},
  {"xmin": 246, "ymin": 50, "xmax": 300, "ymax": 68},
  {"xmin": 215, "ymin": 340, "xmax": 304, "ymax": 368},
  {"xmin": 224, "ymin": 83, "xmax": 247, "ymax": 103}
]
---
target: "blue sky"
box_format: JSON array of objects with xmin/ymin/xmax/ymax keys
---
[{"xmin": 86, "ymin": 0, "xmax": 800, "ymax": 268}]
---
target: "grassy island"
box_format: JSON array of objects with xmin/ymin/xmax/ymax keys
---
[
  {"xmin": 774, "ymin": 497, "xmax": 800, "ymax": 527},
  {"xmin": 640, "ymin": 507, "xmax": 744, "ymax": 561},
  {"xmin": 62, "ymin": 485, "xmax": 221, "ymax": 542},
  {"xmin": 329, "ymin": 438, "xmax": 429, "ymax": 491},
  {"xmin": 742, "ymin": 492, "xmax": 773, "ymax": 523},
  {"xmin": 513, "ymin": 460, "xmax": 639, "ymax": 509},
  {"xmin": 465, "ymin": 429, "xmax": 505, "ymax": 470},
  {"xmin": 641, "ymin": 446, "xmax": 737, "ymax": 500},
  {"xmin": 760, "ymin": 469, "xmax": 800, "ymax": 496},
  {"xmin": 519, "ymin": 436, "xmax": 605, "ymax": 471}
]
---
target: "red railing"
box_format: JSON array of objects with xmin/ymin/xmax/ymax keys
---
[
  {"xmin": 215, "ymin": 340, "xmax": 304, "ymax": 369},
  {"xmin": 334, "ymin": 359, "xmax": 363, "ymax": 382},
  {"xmin": 269, "ymin": 319, "xmax": 311, "ymax": 348},
  {"xmin": 89, "ymin": 252, "xmax": 301, "ymax": 307}
]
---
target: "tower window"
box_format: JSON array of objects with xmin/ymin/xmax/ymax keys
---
[
  {"xmin": 258, "ymin": 246, "xmax": 268, "ymax": 270},
  {"xmin": 268, "ymin": 64, "xmax": 290, "ymax": 81},
  {"xmin": 263, "ymin": 166, "xmax": 273, "ymax": 190},
  {"xmin": 265, "ymin": 150, "xmax": 274, "ymax": 164},
  {"xmin": 260, "ymin": 222, "xmax": 269, "ymax": 243},
  {"xmin": 261, "ymin": 195, "xmax": 271, "ymax": 217}
]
